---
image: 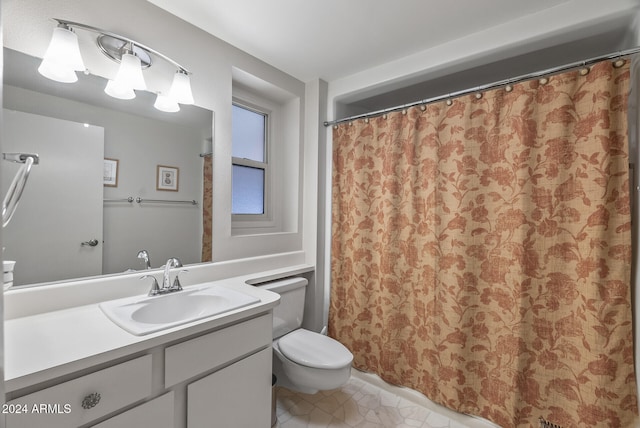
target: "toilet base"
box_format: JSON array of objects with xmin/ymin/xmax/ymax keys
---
[
  {"xmin": 273, "ymin": 356, "xmax": 320, "ymax": 394},
  {"xmin": 272, "ymin": 343, "xmax": 352, "ymax": 394},
  {"xmin": 274, "ymin": 373, "xmax": 318, "ymax": 394}
]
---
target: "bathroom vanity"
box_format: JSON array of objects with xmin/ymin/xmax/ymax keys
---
[{"xmin": 3, "ymin": 264, "xmax": 313, "ymax": 428}]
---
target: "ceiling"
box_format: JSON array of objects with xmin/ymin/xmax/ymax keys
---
[{"xmin": 147, "ymin": 0, "xmax": 572, "ymax": 82}]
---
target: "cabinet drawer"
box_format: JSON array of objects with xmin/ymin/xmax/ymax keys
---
[
  {"xmin": 6, "ymin": 355, "xmax": 152, "ymax": 428},
  {"xmin": 91, "ymin": 392, "xmax": 174, "ymax": 428},
  {"xmin": 165, "ymin": 313, "xmax": 272, "ymax": 387}
]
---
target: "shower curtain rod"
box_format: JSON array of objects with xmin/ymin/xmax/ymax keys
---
[{"xmin": 323, "ymin": 45, "xmax": 640, "ymax": 127}]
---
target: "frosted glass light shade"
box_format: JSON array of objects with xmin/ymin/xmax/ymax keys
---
[
  {"xmin": 169, "ymin": 70, "xmax": 194, "ymax": 105},
  {"xmin": 104, "ymin": 79, "xmax": 136, "ymax": 100},
  {"xmin": 154, "ymin": 93, "xmax": 180, "ymax": 112},
  {"xmin": 113, "ymin": 53, "xmax": 147, "ymax": 91},
  {"xmin": 38, "ymin": 26, "xmax": 85, "ymax": 83},
  {"xmin": 38, "ymin": 59, "xmax": 79, "ymax": 83}
]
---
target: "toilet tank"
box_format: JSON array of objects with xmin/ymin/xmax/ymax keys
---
[{"xmin": 259, "ymin": 277, "xmax": 308, "ymax": 339}]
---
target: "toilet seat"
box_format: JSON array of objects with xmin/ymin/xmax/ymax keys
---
[{"xmin": 278, "ymin": 329, "xmax": 353, "ymax": 370}]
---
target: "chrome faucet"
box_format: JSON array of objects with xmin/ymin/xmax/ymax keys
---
[
  {"xmin": 141, "ymin": 275, "xmax": 161, "ymax": 296},
  {"xmin": 162, "ymin": 257, "xmax": 184, "ymax": 291},
  {"xmin": 140, "ymin": 257, "xmax": 186, "ymax": 297},
  {"xmin": 137, "ymin": 250, "xmax": 151, "ymax": 270}
]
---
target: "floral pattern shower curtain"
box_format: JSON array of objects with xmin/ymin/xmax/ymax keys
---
[
  {"xmin": 201, "ymin": 154, "xmax": 213, "ymax": 262},
  {"xmin": 329, "ymin": 60, "xmax": 638, "ymax": 427}
]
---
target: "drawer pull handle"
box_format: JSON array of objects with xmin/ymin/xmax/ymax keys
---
[{"xmin": 81, "ymin": 392, "xmax": 101, "ymax": 409}]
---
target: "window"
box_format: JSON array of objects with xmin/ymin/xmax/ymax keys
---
[
  {"xmin": 230, "ymin": 68, "xmax": 300, "ymax": 237},
  {"xmin": 232, "ymin": 103, "xmax": 269, "ymax": 216}
]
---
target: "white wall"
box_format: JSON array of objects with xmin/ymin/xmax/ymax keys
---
[
  {"xmin": 1, "ymin": 0, "xmax": 319, "ymax": 332},
  {"xmin": 0, "ymin": 0, "xmax": 326, "ymax": 347},
  {"xmin": 302, "ymin": 79, "xmax": 328, "ymax": 330},
  {"xmin": 2, "ymin": 0, "xmax": 308, "ymax": 267}
]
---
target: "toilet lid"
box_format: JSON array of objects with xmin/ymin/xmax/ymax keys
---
[{"xmin": 278, "ymin": 329, "xmax": 353, "ymax": 369}]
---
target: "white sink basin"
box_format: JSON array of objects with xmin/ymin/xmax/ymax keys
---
[{"xmin": 99, "ymin": 284, "xmax": 260, "ymax": 335}]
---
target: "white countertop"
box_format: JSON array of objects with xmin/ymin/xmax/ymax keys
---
[{"xmin": 5, "ymin": 265, "xmax": 313, "ymax": 392}]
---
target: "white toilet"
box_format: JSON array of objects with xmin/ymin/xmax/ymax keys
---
[{"xmin": 260, "ymin": 277, "xmax": 353, "ymax": 394}]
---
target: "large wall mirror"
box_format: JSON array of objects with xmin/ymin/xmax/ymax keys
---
[{"xmin": 3, "ymin": 47, "xmax": 214, "ymax": 287}]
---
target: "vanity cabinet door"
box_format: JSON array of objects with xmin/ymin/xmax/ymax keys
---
[
  {"xmin": 165, "ymin": 313, "xmax": 271, "ymax": 387},
  {"xmin": 187, "ymin": 347, "xmax": 272, "ymax": 428}
]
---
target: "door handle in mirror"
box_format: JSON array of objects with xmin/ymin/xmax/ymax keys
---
[{"xmin": 81, "ymin": 239, "xmax": 99, "ymax": 247}]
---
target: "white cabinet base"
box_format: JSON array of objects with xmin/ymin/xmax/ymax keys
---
[{"xmin": 7, "ymin": 313, "xmax": 274, "ymax": 428}]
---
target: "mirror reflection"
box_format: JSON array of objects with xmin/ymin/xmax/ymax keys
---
[{"xmin": 3, "ymin": 48, "xmax": 214, "ymax": 287}]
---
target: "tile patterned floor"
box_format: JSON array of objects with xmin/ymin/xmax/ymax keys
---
[{"xmin": 274, "ymin": 372, "xmax": 497, "ymax": 428}]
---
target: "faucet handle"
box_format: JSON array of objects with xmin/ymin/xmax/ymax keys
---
[
  {"xmin": 141, "ymin": 275, "xmax": 161, "ymax": 296},
  {"xmin": 172, "ymin": 269, "xmax": 188, "ymax": 291},
  {"xmin": 137, "ymin": 250, "xmax": 151, "ymax": 270}
]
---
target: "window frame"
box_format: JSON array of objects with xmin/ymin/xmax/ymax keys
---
[{"xmin": 231, "ymin": 99, "xmax": 272, "ymax": 224}]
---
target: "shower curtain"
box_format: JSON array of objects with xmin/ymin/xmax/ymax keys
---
[
  {"xmin": 201, "ymin": 154, "xmax": 213, "ymax": 262},
  {"xmin": 329, "ymin": 60, "xmax": 638, "ymax": 427}
]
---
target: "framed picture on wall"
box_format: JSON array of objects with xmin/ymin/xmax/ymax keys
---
[
  {"xmin": 157, "ymin": 165, "xmax": 179, "ymax": 191},
  {"xmin": 103, "ymin": 158, "xmax": 119, "ymax": 187}
]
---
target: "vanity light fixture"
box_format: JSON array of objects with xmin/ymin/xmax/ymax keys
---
[
  {"xmin": 37, "ymin": 23, "xmax": 85, "ymax": 83},
  {"xmin": 154, "ymin": 92, "xmax": 180, "ymax": 113},
  {"xmin": 38, "ymin": 18, "xmax": 194, "ymax": 111},
  {"xmin": 104, "ymin": 48, "xmax": 147, "ymax": 99},
  {"xmin": 170, "ymin": 70, "xmax": 195, "ymax": 105},
  {"xmin": 104, "ymin": 78, "xmax": 136, "ymax": 100}
]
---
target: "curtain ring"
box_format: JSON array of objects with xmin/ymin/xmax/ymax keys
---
[
  {"xmin": 382, "ymin": 114, "xmax": 388, "ymax": 120},
  {"xmin": 420, "ymin": 105, "xmax": 426, "ymax": 111},
  {"xmin": 579, "ymin": 67, "xmax": 590, "ymax": 76},
  {"xmin": 475, "ymin": 93, "xmax": 483, "ymax": 99},
  {"xmin": 446, "ymin": 99, "xmax": 453, "ymax": 106},
  {"xmin": 539, "ymin": 77, "xmax": 549, "ymax": 85},
  {"xmin": 402, "ymin": 109, "xmax": 407, "ymax": 115},
  {"xmin": 613, "ymin": 59, "xmax": 626, "ymax": 68},
  {"xmin": 505, "ymin": 84, "xmax": 513, "ymax": 92}
]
